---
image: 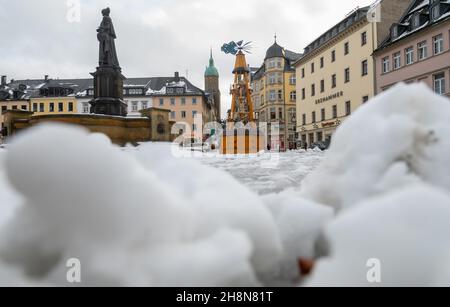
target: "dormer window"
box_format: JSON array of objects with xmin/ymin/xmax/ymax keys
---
[
  {"xmin": 431, "ymin": 3, "xmax": 441, "ymax": 21},
  {"xmin": 391, "ymin": 25, "xmax": 399, "ymax": 39},
  {"xmin": 412, "ymin": 13, "xmax": 421, "ymax": 29}
]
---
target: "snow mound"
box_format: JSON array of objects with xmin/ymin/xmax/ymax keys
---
[
  {"xmin": 300, "ymin": 83, "xmax": 450, "ymax": 211},
  {"xmin": 262, "ymin": 189, "xmax": 334, "ymax": 283},
  {"xmin": 307, "ymin": 185, "xmax": 450, "ymax": 287},
  {"xmin": 0, "ymin": 124, "xmax": 279, "ymax": 286},
  {"xmin": 303, "ymin": 84, "xmax": 450, "ymax": 286}
]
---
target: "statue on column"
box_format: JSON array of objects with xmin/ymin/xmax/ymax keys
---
[
  {"xmin": 97, "ymin": 7, "xmax": 120, "ymax": 68},
  {"xmin": 90, "ymin": 7, "xmax": 127, "ymax": 117}
]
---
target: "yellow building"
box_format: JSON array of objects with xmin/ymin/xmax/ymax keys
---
[
  {"xmin": 30, "ymin": 97, "xmax": 77, "ymax": 115},
  {"xmin": 0, "ymin": 100, "xmax": 30, "ymax": 131},
  {"xmin": 294, "ymin": 0, "xmax": 411, "ymax": 147},
  {"xmin": 251, "ymin": 39, "xmax": 301, "ymax": 151}
]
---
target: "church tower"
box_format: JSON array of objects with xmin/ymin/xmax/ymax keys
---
[{"xmin": 204, "ymin": 49, "xmax": 221, "ymax": 120}]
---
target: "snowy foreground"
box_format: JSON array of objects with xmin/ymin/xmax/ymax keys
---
[{"xmin": 1, "ymin": 83, "xmax": 450, "ymax": 286}]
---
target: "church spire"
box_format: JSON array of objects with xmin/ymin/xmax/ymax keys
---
[{"xmin": 205, "ymin": 48, "xmax": 219, "ymax": 77}]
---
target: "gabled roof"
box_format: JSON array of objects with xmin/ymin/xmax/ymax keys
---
[{"xmin": 375, "ymin": 0, "xmax": 450, "ymax": 52}]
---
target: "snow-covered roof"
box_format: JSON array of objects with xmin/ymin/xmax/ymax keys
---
[{"xmin": 376, "ymin": 0, "xmax": 450, "ymax": 51}]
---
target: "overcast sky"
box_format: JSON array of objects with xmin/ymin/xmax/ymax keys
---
[{"xmin": 0, "ymin": 0, "xmax": 374, "ymax": 116}]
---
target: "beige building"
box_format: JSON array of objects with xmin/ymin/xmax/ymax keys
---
[
  {"xmin": 294, "ymin": 0, "xmax": 411, "ymax": 147},
  {"xmin": 251, "ymin": 39, "xmax": 301, "ymax": 151}
]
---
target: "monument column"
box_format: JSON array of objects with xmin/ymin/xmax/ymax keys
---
[{"xmin": 90, "ymin": 7, "xmax": 127, "ymax": 116}]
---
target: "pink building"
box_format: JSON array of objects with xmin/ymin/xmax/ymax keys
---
[{"xmin": 374, "ymin": 0, "xmax": 450, "ymax": 97}]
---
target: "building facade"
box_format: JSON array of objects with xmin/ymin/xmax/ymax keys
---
[
  {"xmin": 0, "ymin": 77, "xmax": 30, "ymax": 133},
  {"xmin": 4, "ymin": 72, "xmax": 215, "ymax": 142},
  {"xmin": 374, "ymin": 0, "xmax": 450, "ymax": 97},
  {"xmin": 251, "ymin": 39, "xmax": 301, "ymax": 151},
  {"xmin": 294, "ymin": 0, "xmax": 411, "ymax": 147}
]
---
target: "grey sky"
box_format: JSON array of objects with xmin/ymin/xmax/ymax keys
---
[{"xmin": 0, "ymin": 0, "xmax": 374, "ymax": 117}]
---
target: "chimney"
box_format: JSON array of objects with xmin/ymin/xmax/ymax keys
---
[
  {"xmin": 1, "ymin": 76, "xmax": 6, "ymax": 86},
  {"xmin": 45, "ymin": 75, "xmax": 49, "ymax": 82},
  {"xmin": 174, "ymin": 72, "xmax": 180, "ymax": 82}
]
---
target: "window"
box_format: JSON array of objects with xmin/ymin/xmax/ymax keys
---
[
  {"xmin": 159, "ymin": 98, "xmax": 164, "ymax": 106},
  {"xmin": 192, "ymin": 98, "xmax": 197, "ymax": 105},
  {"xmin": 181, "ymin": 98, "xmax": 186, "ymax": 105},
  {"xmin": 361, "ymin": 31, "xmax": 367, "ymax": 46},
  {"xmin": 68, "ymin": 102, "xmax": 73, "ymax": 112},
  {"xmin": 332, "ymin": 105, "xmax": 338, "ymax": 118},
  {"xmin": 382, "ymin": 57, "xmax": 390, "ymax": 73},
  {"xmin": 33, "ymin": 103, "xmax": 38, "ymax": 112},
  {"xmin": 345, "ymin": 101, "xmax": 351, "ymax": 116},
  {"xmin": 1, "ymin": 106, "xmax": 6, "ymax": 113},
  {"xmin": 363, "ymin": 96, "xmax": 369, "ymax": 103},
  {"xmin": 391, "ymin": 25, "xmax": 398, "ymax": 39},
  {"xmin": 279, "ymin": 108, "xmax": 283, "ymax": 120},
  {"xmin": 434, "ymin": 34, "xmax": 444, "ymax": 55},
  {"xmin": 131, "ymin": 102, "xmax": 138, "ymax": 112},
  {"xmin": 362, "ymin": 60, "xmax": 368, "ymax": 76},
  {"xmin": 345, "ymin": 68, "xmax": 350, "ymax": 83},
  {"xmin": 344, "ymin": 42, "xmax": 349, "ymax": 55},
  {"xmin": 302, "ymin": 88, "xmax": 306, "ymax": 100},
  {"xmin": 170, "ymin": 111, "xmax": 175, "ymax": 119},
  {"xmin": 320, "ymin": 57, "xmax": 324, "ymax": 68},
  {"xmin": 312, "ymin": 111, "xmax": 316, "ymax": 123},
  {"xmin": 278, "ymin": 90, "xmax": 283, "ymax": 100},
  {"xmin": 332, "ymin": 74, "xmax": 337, "ymax": 88},
  {"xmin": 170, "ymin": 98, "xmax": 176, "ymax": 106},
  {"xmin": 192, "ymin": 124, "xmax": 197, "ymax": 131},
  {"xmin": 290, "ymin": 91, "xmax": 296, "ymax": 101},
  {"xmin": 405, "ymin": 46, "xmax": 414, "ymax": 65},
  {"xmin": 40, "ymin": 103, "xmax": 44, "ymax": 112},
  {"xmin": 431, "ymin": 4, "xmax": 441, "ymax": 21},
  {"xmin": 301, "ymin": 68, "xmax": 305, "ymax": 78},
  {"xmin": 331, "ymin": 50, "xmax": 336, "ymax": 62},
  {"xmin": 268, "ymin": 73, "xmax": 277, "ymax": 84},
  {"xmin": 181, "ymin": 111, "xmax": 186, "ymax": 118},
  {"xmin": 141, "ymin": 102, "xmax": 148, "ymax": 110},
  {"xmin": 192, "ymin": 111, "xmax": 198, "ymax": 118},
  {"xmin": 434, "ymin": 73, "xmax": 446, "ymax": 95},
  {"xmin": 289, "ymin": 75, "xmax": 296, "ymax": 85},
  {"xmin": 269, "ymin": 90, "xmax": 276, "ymax": 101},
  {"xmin": 393, "ymin": 52, "xmax": 401, "ymax": 69},
  {"xmin": 49, "ymin": 103, "xmax": 55, "ymax": 112},
  {"xmin": 321, "ymin": 108, "xmax": 326, "ymax": 121},
  {"xmin": 58, "ymin": 102, "xmax": 64, "ymax": 112},
  {"xmin": 311, "ymin": 84, "xmax": 316, "ymax": 97},
  {"xmin": 12, "ymin": 106, "xmax": 17, "ymax": 110},
  {"xmin": 311, "ymin": 62, "xmax": 315, "ymax": 73},
  {"xmin": 129, "ymin": 89, "xmax": 143, "ymax": 95},
  {"xmin": 418, "ymin": 41, "xmax": 428, "ymax": 60},
  {"xmin": 320, "ymin": 79, "xmax": 325, "ymax": 93},
  {"xmin": 83, "ymin": 103, "xmax": 90, "ymax": 113},
  {"xmin": 302, "ymin": 114, "xmax": 306, "ymax": 125},
  {"xmin": 270, "ymin": 108, "xmax": 276, "ymax": 120}
]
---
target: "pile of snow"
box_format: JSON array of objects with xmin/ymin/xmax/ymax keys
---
[
  {"xmin": 302, "ymin": 84, "xmax": 450, "ymax": 286},
  {"xmin": 1, "ymin": 83, "xmax": 449, "ymax": 286},
  {"xmin": 300, "ymin": 83, "xmax": 450, "ymax": 212},
  {"xmin": 307, "ymin": 185, "xmax": 450, "ymax": 287},
  {"xmin": 0, "ymin": 124, "xmax": 324, "ymax": 286}
]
